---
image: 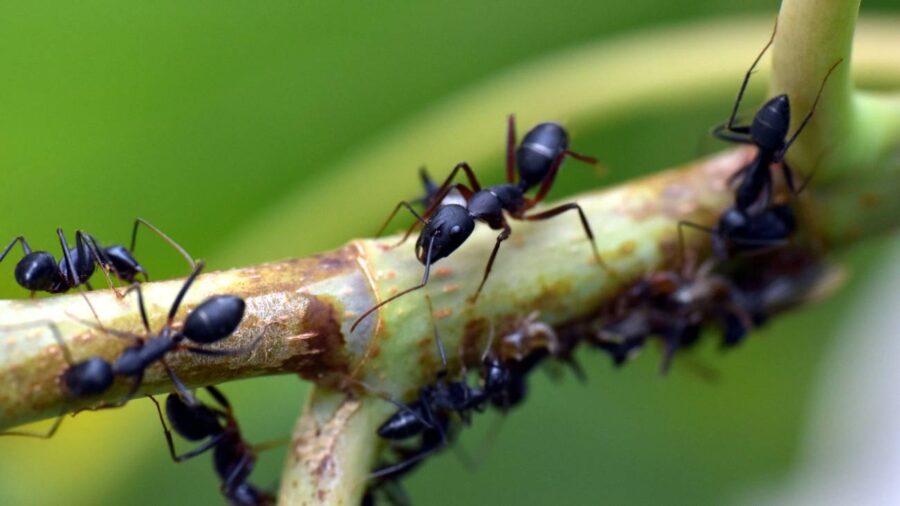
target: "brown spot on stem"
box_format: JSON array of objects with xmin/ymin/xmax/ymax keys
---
[
  {"xmin": 618, "ymin": 240, "xmax": 637, "ymax": 256},
  {"xmin": 282, "ymin": 294, "xmax": 350, "ymax": 387}
]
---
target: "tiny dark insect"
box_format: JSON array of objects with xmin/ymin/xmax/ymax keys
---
[
  {"xmin": 0, "ymin": 218, "xmax": 194, "ymax": 297},
  {"xmin": 593, "ymin": 257, "xmax": 755, "ymax": 373},
  {"xmin": 0, "ymin": 261, "xmax": 255, "ymax": 439},
  {"xmin": 352, "ymin": 116, "xmax": 611, "ymax": 332},
  {"xmin": 148, "ymin": 386, "xmax": 276, "ymax": 506}
]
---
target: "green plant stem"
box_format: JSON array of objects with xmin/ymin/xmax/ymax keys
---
[{"xmin": 0, "ymin": 10, "xmax": 898, "ymax": 506}]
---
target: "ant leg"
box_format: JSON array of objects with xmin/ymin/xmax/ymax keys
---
[
  {"xmin": 723, "ymin": 17, "xmax": 778, "ymax": 132},
  {"xmin": 166, "ymin": 261, "xmax": 206, "ymax": 326},
  {"xmin": 524, "ymin": 153, "xmax": 564, "ymax": 207},
  {"xmin": 350, "ymin": 236, "xmax": 438, "ymax": 332},
  {"xmin": 0, "ymin": 406, "xmax": 66, "ymax": 439},
  {"xmin": 711, "ymin": 124, "xmax": 754, "ymax": 145},
  {"xmin": 563, "ymin": 150, "xmax": 598, "ymax": 165},
  {"xmin": 524, "ymin": 203, "xmax": 616, "ymax": 277},
  {"xmin": 370, "ymin": 427, "xmax": 448, "ymax": 479},
  {"xmin": 147, "ymin": 395, "xmax": 224, "ymax": 462},
  {"xmin": 221, "ymin": 453, "xmax": 253, "ymax": 494},
  {"xmin": 77, "ymin": 231, "xmax": 122, "ymax": 297},
  {"xmin": 161, "ymin": 359, "xmax": 199, "ymax": 406},
  {"xmin": 205, "ymin": 385, "xmax": 232, "ymax": 412},
  {"xmin": 376, "ymin": 201, "xmax": 427, "ymax": 241},
  {"xmin": 0, "ymin": 236, "xmax": 31, "ymax": 263},
  {"xmin": 506, "ymin": 114, "xmax": 517, "ymax": 184},
  {"xmin": 57, "ymin": 228, "xmax": 80, "ymax": 289},
  {"xmin": 131, "ymin": 218, "xmax": 196, "ymax": 277},
  {"xmin": 469, "ymin": 223, "xmax": 511, "ymax": 304},
  {"xmin": 777, "ymin": 59, "xmax": 843, "ymax": 160}
]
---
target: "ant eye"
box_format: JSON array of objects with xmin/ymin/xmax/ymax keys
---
[{"xmin": 450, "ymin": 225, "xmax": 461, "ymax": 235}]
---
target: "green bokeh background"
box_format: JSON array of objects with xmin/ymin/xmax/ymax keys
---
[{"xmin": 0, "ymin": 1, "xmax": 897, "ymax": 504}]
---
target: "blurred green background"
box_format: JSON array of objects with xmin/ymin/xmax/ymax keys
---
[{"xmin": 1, "ymin": 1, "xmax": 898, "ymax": 504}]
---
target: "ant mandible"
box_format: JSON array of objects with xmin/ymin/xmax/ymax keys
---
[
  {"xmin": 0, "ymin": 218, "xmax": 195, "ymax": 297},
  {"xmin": 351, "ymin": 116, "xmax": 611, "ymax": 332},
  {"xmin": 148, "ymin": 387, "xmax": 276, "ymax": 506},
  {"xmin": 713, "ymin": 19, "xmax": 842, "ymax": 211},
  {"xmin": 0, "ymin": 262, "xmax": 253, "ymax": 439}
]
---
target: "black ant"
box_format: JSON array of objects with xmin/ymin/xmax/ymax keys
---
[
  {"xmin": 0, "ymin": 261, "xmax": 254, "ymax": 438},
  {"xmin": 371, "ymin": 309, "xmax": 542, "ymax": 480},
  {"xmin": 713, "ymin": 20, "xmax": 842, "ymax": 211},
  {"xmin": 148, "ymin": 387, "xmax": 276, "ymax": 506},
  {"xmin": 0, "ymin": 218, "xmax": 194, "ymax": 297},
  {"xmin": 351, "ymin": 116, "xmax": 610, "ymax": 331}
]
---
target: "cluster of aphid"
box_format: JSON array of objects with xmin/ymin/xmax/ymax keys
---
[
  {"xmin": 1, "ymin": 224, "xmax": 275, "ymax": 504},
  {"xmin": 359, "ymin": 22, "xmax": 841, "ymax": 504},
  {"xmin": 0, "ymin": 20, "xmax": 842, "ymax": 506}
]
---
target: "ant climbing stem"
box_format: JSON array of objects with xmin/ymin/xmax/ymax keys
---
[{"xmin": 712, "ymin": 16, "xmax": 843, "ymax": 209}]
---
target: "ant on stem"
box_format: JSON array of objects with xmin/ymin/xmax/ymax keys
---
[
  {"xmin": 0, "ymin": 218, "xmax": 194, "ymax": 297},
  {"xmin": 149, "ymin": 387, "xmax": 277, "ymax": 506},
  {"xmin": 351, "ymin": 116, "xmax": 612, "ymax": 332},
  {"xmin": 713, "ymin": 19, "xmax": 842, "ymax": 211}
]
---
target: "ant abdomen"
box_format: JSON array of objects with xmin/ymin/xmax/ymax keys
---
[
  {"xmin": 182, "ymin": 295, "xmax": 246, "ymax": 344},
  {"xmin": 750, "ymin": 94, "xmax": 791, "ymax": 152},
  {"xmin": 377, "ymin": 403, "xmax": 427, "ymax": 439},
  {"xmin": 61, "ymin": 358, "xmax": 115, "ymax": 397},
  {"xmin": 516, "ymin": 122, "xmax": 569, "ymax": 189},
  {"xmin": 14, "ymin": 252, "xmax": 61, "ymax": 291},
  {"xmin": 165, "ymin": 394, "xmax": 222, "ymax": 440}
]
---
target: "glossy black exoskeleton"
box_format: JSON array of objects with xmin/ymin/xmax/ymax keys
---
[
  {"xmin": 679, "ymin": 204, "xmax": 796, "ymax": 260},
  {"xmin": 713, "ymin": 20, "xmax": 842, "ymax": 210},
  {"xmin": 149, "ymin": 387, "xmax": 275, "ymax": 506},
  {"xmin": 352, "ymin": 118, "xmax": 609, "ymax": 331},
  {"xmin": 0, "ymin": 219, "xmax": 194, "ymax": 297}
]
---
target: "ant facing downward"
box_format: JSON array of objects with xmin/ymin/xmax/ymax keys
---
[
  {"xmin": 713, "ymin": 20, "xmax": 842, "ymax": 211},
  {"xmin": 0, "ymin": 218, "xmax": 194, "ymax": 297},
  {"xmin": 0, "ymin": 261, "xmax": 253, "ymax": 439},
  {"xmin": 351, "ymin": 115, "xmax": 612, "ymax": 332},
  {"xmin": 149, "ymin": 387, "xmax": 275, "ymax": 506},
  {"xmin": 372, "ymin": 311, "xmax": 532, "ymax": 481}
]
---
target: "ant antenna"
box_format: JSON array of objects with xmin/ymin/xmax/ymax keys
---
[
  {"xmin": 350, "ymin": 235, "xmax": 437, "ymax": 332},
  {"xmin": 481, "ymin": 321, "xmax": 496, "ymax": 363},
  {"xmin": 0, "ymin": 237, "xmax": 30, "ymax": 263},
  {"xmin": 725, "ymin": 16, "xmax": 778, "ymax": 130},
  {"xmin": 423, "ymin": 295, "xmax": 448, "ymax": 374},
  {"xmin": 130, "ymin": 218, "xmax": 197, "ymax": 273}
]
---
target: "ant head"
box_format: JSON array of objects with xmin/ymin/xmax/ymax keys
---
[
  {"xmin": 62, "ymin": 358, "xmax": 114, "ymax": 397},
  {"xmin": 165, "ymin": 393, "xmax": 224, "ymax": 441},
  {"xmin": 416, "ymin": 205, "xmax": 475, "ymax": 264},
  {"xmin": 751, "ymin": 94, "xmax": 790, "ymax": 152},
  {"xmin": 516, "ymin": 122, "xmax": 568, "ymax": 189},
  {"xmin": 182, "ymin": 295, "xmax": 246, "ymax": 344},
  {"xmin": 14, "ymin": 252, "xmax": 62, "ymax": 291},
  {"xmin": 103, "ymin": 245, "xmax": 145, "ymax": 282}
]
